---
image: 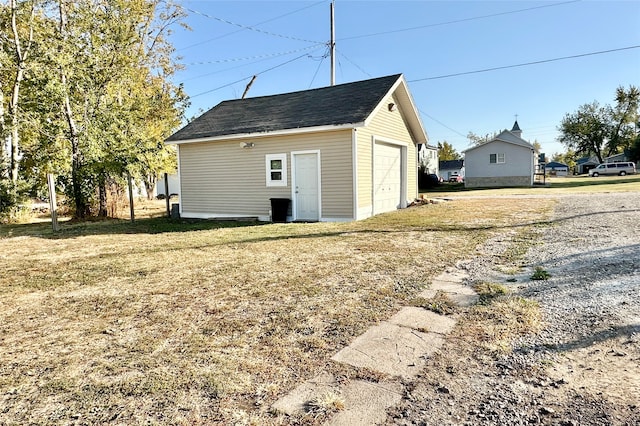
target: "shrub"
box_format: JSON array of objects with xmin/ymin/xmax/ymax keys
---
[{"xmin": 0, "ymin": 179, "xmax": 29, "ymax": 222}]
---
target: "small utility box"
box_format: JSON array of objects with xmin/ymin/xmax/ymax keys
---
[
  {"xmin": 171, "ymin": 203, "xmax": 180, "ymax": 219},
  {"xmin": 270, "ymin": 198, "xmax": 290, "ymax": 223}
]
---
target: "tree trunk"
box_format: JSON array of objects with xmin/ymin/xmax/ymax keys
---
[
  {"xmin": 9, "ymin": 118, "xmax": 19, "ymax": 183},
  {"xmin": 59, "ymin": 0, "xmax": 89, "ymax": 219},
  {"xmin": 8, "ymin": 0, "xmax": 35, "ymax": 184},
  {"xmin": 144, "ymin": 174, "xmax": 156, "ymax": 200},
  {"xmin": 0, "ymin": 87, "xmax": 5, "ymax": 178},
  {"xmin": 98, "ymin": 174, "xmax": 107, "ymax": 217}
]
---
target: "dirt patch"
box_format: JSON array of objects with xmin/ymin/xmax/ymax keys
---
[{"xmin": 387, "ymin": 192, "xmax": 640, "ymax": 425}]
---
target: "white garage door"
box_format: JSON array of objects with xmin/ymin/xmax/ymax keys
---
[{"xmin": 374, "ymin": 143, "xmax": 402, "ymax": 214}]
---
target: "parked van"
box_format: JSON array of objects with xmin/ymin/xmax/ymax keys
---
[{"xmin": 588, "ymin": 162, "xmax": 636, "ymax": 177}]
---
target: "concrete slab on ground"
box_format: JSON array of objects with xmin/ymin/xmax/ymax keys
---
[
  {"xmin": 324, "ymin": 380, "xmax": 403, "ymax": 426},
  {"xmin": 446, "ymin": 292, "xmax": 479, "ymax": 307},
  {"xmin": 388, "ymin": 307, "xmax": 457, "ymax": 335},
  {"xmin": 419, "ymin": 281, "xmax": 480, "ymax": 307},
  {"xmin": 331, "ymin": 322, "xmax": 444, "ymax": 378},
  {"xmin": 429, "ymin": 281, "xmax": 477, "ymax": 295},
  {"xmin": 272, "ymin": 372, "xmax": 337, "ymax": 416},
  {"xmin": 433, "ymin": 270, "xmax": 469, "ymax": 283}
]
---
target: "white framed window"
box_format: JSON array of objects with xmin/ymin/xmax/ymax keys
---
[
  {"xmin": 490, "ymin": 153, "xmax": 505, "ymax": 164},
  {"xmin": 266, "ymin": 153, "xmax": 287, "ymax": 187}
]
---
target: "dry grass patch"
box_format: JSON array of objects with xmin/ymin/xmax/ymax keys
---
[
  {"xmin": 0, "ymin": 197, "xmax": 553, "ymax": 424},
  {"xmin": 462, "ymin": 293, "xmax": 542, "ymax": 353}
]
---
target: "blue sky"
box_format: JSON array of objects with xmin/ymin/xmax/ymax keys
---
[{"xmin": 170, "ymin": 0, "xmax": 640, "ymax": 157}]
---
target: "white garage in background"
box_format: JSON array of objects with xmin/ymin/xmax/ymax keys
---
[{"xmin": 165, "ymin": 74, "xmax": 426, "ymax": 222}]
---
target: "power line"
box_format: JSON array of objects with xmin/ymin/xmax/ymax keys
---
[
  {"xmin": 335, "ymin": 49, "xmax": 372, "ymax": 78},
  {"xmin": 418, "ymin": 108, "xmax": 467, "ymax": 139},
  {"xmin": 178, "ymin": 53, "xmax": 306, "ymax": 84},
  {"xmin": 178, "ymin": 1, "xmax": 328, "ymax": 51},
  {"xmin": 409, "ymin": 45, "xmax": 640, "ymax": 83},
  {"xmin": 190, "ymin": 52, "xmax": 317, "ymax": 99},
  {"xmin": 339, "ymin": 0, "xmax": 580, "ymax": 42},
  {"xmin": 185, "ymin": 44, "xmax": 325, "ymax": 66},
  {"xmin": 308, "ymin": 47, "xmax": 329, "ymax": 88},
  {"xmin": 184, "ymin": 6, "xmax": 321, "ymax": 45}
]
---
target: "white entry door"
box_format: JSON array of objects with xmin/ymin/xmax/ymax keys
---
[
  {"xmin": 293, "ymin": 152, "xmax": 320, "ymax": 221},
  {"xmin": 374, "ymin": 143, "xmax": 402, "ymax": 214}
]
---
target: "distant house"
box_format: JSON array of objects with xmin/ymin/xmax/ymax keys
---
[
  {"xmin": 463, "ymin": 121, "xmax": 535, "ymax": 188},
  {"xmin": 165, "ymin": 74, "xmax": 427, "ymax": 222},
  {"xmin": 544, "ymin": 161, "xmax": 569, "ymax": 176},
  {"xmin": 575, "ymin": 156, "xmax": 599, "ymax": 174},
  {"xmin": 418, "ymin": 144, "xmax": 439, "ymax": 175},
  {"xmin": 605, "ymin": 150, "xmax": 633, "ymax": 164},
  {"xmin": 438, "ymin": 159, "xmax": 464, "ymax": 181}
]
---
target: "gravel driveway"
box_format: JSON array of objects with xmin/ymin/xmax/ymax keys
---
[{"xmin": 387, "ymin": 192, "xmax": 640, "ymax": 425}]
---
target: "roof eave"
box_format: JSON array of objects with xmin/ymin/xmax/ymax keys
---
[{"xmin": 165, "ymin": 122, "xmax": 363, "ymax": 145}]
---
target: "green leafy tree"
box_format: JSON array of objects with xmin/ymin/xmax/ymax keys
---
[
  {"xmin": 551, "ymin": 149, "xmax": 577, "ymax": 172},
  {"xmin": 467, "ymin": 131, "xmax": 498, "ymax": 146},
  {"xmin": 39, "ymin": 0, "xmax": 186, "ymax": 218},
  {"xmin": 558, "ymin": 101, "xmax": 609, "ymax": 163},
  {"xmin": 0, "ymin": 0, "xmax": 37, "ymax": 183},
  {"xmin": 629, "ymin": 133, "xmax": 640, "ymax": 163},
  {"xmin": 609, "ymin": 86, "xmax": 640, "ymax": 154},
  {"xmin": 558, "ymin": 86, "xmax": 639, "ymax": 163},
  {"xmin": 532, "ymin": 140, "xmax": 542, "ymax": 153},
  {"xmin": 437, "ymin": 141, "xmax": 460, "ymax": 161}
]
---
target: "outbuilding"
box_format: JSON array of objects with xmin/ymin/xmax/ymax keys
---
[
  {"xmin": 165, "ymin": 74, "xmax": 427, "ymax": 222},
  {"xmin": 544, "ymin": 161, "xmax": 569, "ymax": 176},
  {"xmin": 463, "ymin": 121, "xmax": 536, "ymax": 188}
]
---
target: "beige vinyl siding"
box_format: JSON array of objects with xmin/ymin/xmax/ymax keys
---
[
  {"xmin": 178, "ymin": 130, "xmax": 353, "ymax": 219},
  {"xmin": 318, "ymin": 133, "xmax": 354, "ymax": 218},
  {"xmin": 356, "ymin": 93, "xmax": 418, "ymax": 209}
]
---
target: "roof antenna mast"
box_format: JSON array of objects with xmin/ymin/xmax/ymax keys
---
[
  {"xmin": 241, "ymin": 75, "xmax": 256, "ymax": 99},
  {"xmin": 330, "ymin": 0, "xmax": 335, "ymax": 86}
]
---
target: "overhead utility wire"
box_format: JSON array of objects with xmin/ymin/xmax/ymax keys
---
[
  {"xmin": 409, "ymin": 45, "xmax": 640, "ymax": 82},
  {"xmin": 335, "ymin": 49, "xmax": 372, "ymax": 78},
  {"xmin": 418, "ymin": 108, "xmax": 467, "ymax": 139},
  {"xmin": 184, "ymin": 6, "xmax": 321, "ymax": 44},
  {"xmin": 339, "ymin": 0, "xmax": 580, "ymax": 41},
  {"xmin": 179, "ymin": 49, "xmax": 318, "ymax": 83},
  {"xmin": 190, "ymin": 51, "xmax": 320, "ymax": 99},
  {"xmin": 179, "ymin": 0, "xmax": 327, "ymax": 51},
  {"xmin": 308, "ymin": 47, "xmax": 329, "ymax": 88},
  {"xmin": 185, "ymin": 44, "xmax": 325, "ymax": 66}
]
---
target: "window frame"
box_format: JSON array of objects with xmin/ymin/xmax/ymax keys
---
[
  {"xmin": 265, "ymin": 153, "xmax": 288, "ymax": 187},
  {"xmin": 489, "ymin": 153, "xmax": 506, "ymax": 164}
]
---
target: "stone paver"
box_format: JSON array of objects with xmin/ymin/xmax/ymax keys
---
[
  {"xmin": 419, "ymin": 279, "xmax": 480, "ymax": 307},
  {"xmin": 429, "ymin": 280, "xmax": 477, "ymax": 295},
  {"xmin": 272, "ymin": 372, "xmax": 337, "ymax": 415},
  {"xmin": 433, "ymin": 270, "xmax": 469, "ymax": 283},
  {"xmin": 388, "ymin": 307, "xmax": 457, "ymax": 335},
  {"xmin": 445, "ymin": 292, "xmax": 480, "ymax": 307},
  {"xmin": 330, "ymin": 322, "xmax": 444, "ymax": 378},
  {"xmin": 272, "ymin": 264, "xmax": 479, "ymax": 425},
  {"xmin": 324, "ymin": 380, "xmax": 403, "ymax": 426}
]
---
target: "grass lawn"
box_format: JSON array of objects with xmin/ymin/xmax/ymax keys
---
[
  {"xmin": 1, "ymin": 197, "xmax": 555, "ymax": 424},
  {"xmin": 422, "ymin": 174, "xmax": 640, "ymax": 197}
]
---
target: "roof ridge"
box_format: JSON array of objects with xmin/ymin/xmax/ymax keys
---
[{"xmin": 221, "ymin": 73, "xmax": 404, "ymax": 104}]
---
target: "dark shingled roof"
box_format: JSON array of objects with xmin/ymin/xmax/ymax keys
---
[{"xmin": 166, "ymin": 74, "xmax": 402, "ymax": 142}]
